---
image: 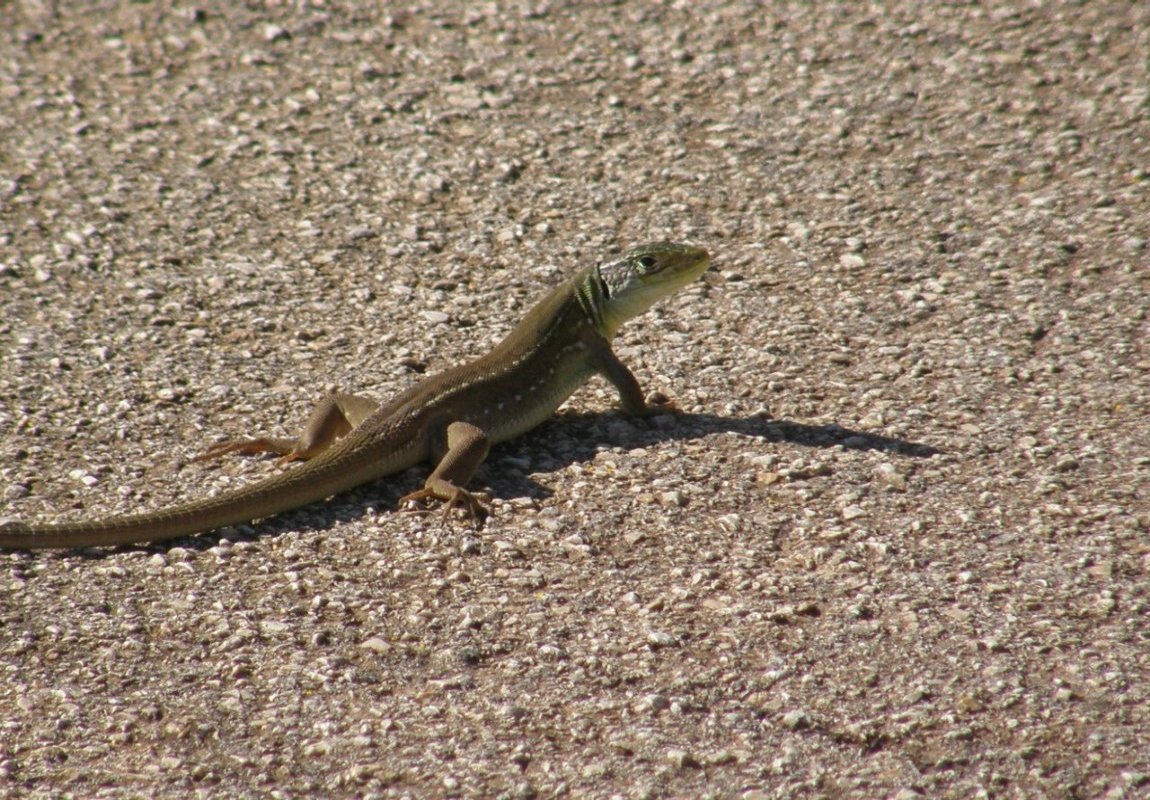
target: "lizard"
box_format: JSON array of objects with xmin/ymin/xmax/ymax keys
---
[{"xmin": 0, "ymin": 241, "xmax": 710, "ymax": 550}]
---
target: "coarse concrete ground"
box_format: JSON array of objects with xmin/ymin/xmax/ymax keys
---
[{"xmin": 1, "ymin": 2, "xmax": 1148, "ymax": 798}]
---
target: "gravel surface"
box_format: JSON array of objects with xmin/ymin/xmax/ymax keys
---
[{"xmin": 2, "ymin": 1, "xmax": 1148, "ymax": 798}]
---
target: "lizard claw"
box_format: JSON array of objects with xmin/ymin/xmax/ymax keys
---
[
  {"xmin": 399, "ymin": 487, "xmax": 491, "ymax": 525},
  {"xmin": 442, "ymin": 490, "xmax": 491, "ymax": 525}
]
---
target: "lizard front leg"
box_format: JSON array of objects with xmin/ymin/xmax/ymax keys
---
[
  {"xmin": 582, "ymin": 329, "xmax": 672, "ymax": 417},
  {"xmin": 399, "ymin": 420, "xmax": 491, "ymax": 521},
  {"xmin": 195, "ymin": 392, "xmax": 380, "ymax": 465}
]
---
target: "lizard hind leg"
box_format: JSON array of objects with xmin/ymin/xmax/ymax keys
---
[
  {"xmin": 398, "ymin": 420, "xmax": 492, "ymax": 522},
  {"xmin": 194, "ymin": 392, "xmax": 380, "ymax": 465}
]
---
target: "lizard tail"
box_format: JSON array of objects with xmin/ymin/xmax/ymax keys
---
[{"xmin": 0, "ymin": 449, "xmax": 382, "ymax": 550}]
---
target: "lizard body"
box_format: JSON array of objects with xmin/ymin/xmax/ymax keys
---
[{"xmin": 0, "ymin": 242, "xmax": 710, "ymax": 550}]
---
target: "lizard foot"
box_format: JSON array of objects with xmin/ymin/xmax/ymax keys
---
[
  {"xmin": 399, "ymin": 487, "xmax": 491, "ymax": 525},
  {"xmin": 633, "ymin": 392, "xmax": 680, "ymax": 417},
  {"xmin": 194, "ymin": 438, "xmax": 305, "ymax": 466}
]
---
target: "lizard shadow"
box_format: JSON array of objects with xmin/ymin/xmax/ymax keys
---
[
  {"xmin": 481, "ymin": 410, "xmax": 942, "ymax": 502},
  {"xmin": 65, "ymin": 411, "xmax": 940, "ymax": 558}
]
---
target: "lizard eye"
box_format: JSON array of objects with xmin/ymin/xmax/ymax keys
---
[{"xmin": 637, "ymin": 255, "xmax": 658, "ymax": 270}]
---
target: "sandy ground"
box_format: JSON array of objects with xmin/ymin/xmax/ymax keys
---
[{"xmin": 1, "ymin": 1, "xmax": 1148, "ymax": 798}]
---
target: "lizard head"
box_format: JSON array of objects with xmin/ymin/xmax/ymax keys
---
[{"xmin": 592, "ymin": 241, "xmax": 711, "ymax": 338}]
